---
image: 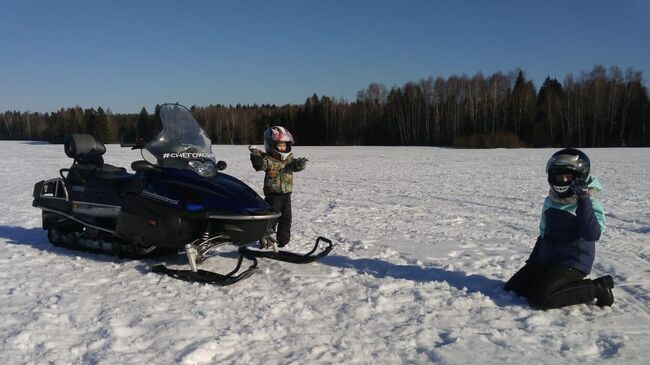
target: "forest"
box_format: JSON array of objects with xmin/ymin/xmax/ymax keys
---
[{"xmin": 1, "ymin": 65, "xmax": 648, "ymax": 147}]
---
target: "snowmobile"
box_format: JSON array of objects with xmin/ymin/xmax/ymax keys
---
[{"xmin": 32, "ymin": 103, "xmax": 332, "ymax": 285}]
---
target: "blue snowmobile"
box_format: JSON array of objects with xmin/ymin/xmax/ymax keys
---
[{"xmin": 32, "ymin": 103, "xmax": 332, "ymax": 285}]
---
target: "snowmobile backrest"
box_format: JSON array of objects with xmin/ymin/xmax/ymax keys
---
[{"xmin": 64, "ymin": 134, "xmax": 106, "ymax": 163}]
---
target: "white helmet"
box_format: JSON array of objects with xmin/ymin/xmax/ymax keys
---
[{"xmin": 264, "ymin": 126, "xmax": 294, "ymax": 160}]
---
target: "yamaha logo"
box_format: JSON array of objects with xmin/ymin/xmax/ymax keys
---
[{"xmin": 71, "ymin": 185, "xmax": 85, "ymax": 192}]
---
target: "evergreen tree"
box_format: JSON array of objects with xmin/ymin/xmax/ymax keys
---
[
  {"xmin": 93, "ymin": 107, "xmax": 111, "ymax": 143},
  {"xmin": 536, "ymin": 77, "xmax": 565, "ymax": 146},
  {"xmin": 136, "ymin": 107, "xmax": 150, "ymax": 143},
  {"xmin": 510, "ymin": 70, "xmax": 536, "ymax": 143}
]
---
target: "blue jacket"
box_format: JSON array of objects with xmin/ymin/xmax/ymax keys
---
[{"xmin": 528, "ymin": 177, "xmax": 606, "ymax": 274}]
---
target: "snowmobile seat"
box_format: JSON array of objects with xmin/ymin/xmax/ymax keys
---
[
  {"xmin": 94, "ymin": 165, "xmax": 131, "ymax": 179},
  {"xmin": 63, "ymin": 134, "xmax": 131, "ymax": 182},
  {"xmin": 66, "ymin": 162, "xmax": 131, "ymax": 183}
]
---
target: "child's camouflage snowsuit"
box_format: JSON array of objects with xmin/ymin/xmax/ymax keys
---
[
  {"xmin": 250, "ymin": 150, "xmax": 306, "ymax": 246},
  {"xmin": 250, "ymin": 152, "xmax": 306, "ymax": 195}
]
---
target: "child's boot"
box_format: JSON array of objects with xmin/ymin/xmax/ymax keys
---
[
  {"xmin": 594, "ymin": 275, "xmax": 614, "ymax": 307},
  {"xmin": 259, "ymin": 232, "xmax": 278, "ymax": 252}
]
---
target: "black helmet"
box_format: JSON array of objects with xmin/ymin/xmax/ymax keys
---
[
  {"xmin": 264, "ymin": 126, "xmax": 294, "ymax": 160},
  {"xmin": 546, "ymin": 148, "xmax": 590, "ymax": 198}
]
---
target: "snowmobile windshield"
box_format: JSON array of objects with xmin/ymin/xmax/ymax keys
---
[{"xmin": 144, "ymin": 104, "xmax": 216, "ymax": 172}]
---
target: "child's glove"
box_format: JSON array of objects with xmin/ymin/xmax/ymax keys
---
[
  {"xmin": 249, "ymin": 145, "xmax": 262, "ymax": 156},
  {"xmin": 571, "ymin": 178, "xmax": 590, "ymax": 198},
  {"xmin": 295, "ymin": 157, "xmax": 308, "ymax": 170},
  {"xmin": 249, "ymin": 146, "xmax": 264, "ymax": 170}
]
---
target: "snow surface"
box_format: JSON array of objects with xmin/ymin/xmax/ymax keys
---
[{"xmin": 1, "ymin": 141, "xmax": 649, "ymax": 365}]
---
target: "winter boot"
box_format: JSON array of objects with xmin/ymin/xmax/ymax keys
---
[
  {"xmin": 259, "ymin": 233, "xmax": 278, "ymax": 252},
  {"xmin": 594, "ymin": 275, "xmax": 614, "ymax": 307}
]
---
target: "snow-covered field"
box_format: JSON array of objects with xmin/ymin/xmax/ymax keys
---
[{"xmin": 1, "ymin": 141, "xmax": 649, "ymax": 364}]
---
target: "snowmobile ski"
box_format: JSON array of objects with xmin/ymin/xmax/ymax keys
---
[
  {"xmin": 152, "ymin": 253, "xmax": 258, "ymax": 286},
  {"xmin": 239, "ymin": 236, "xmax": 333, "ymax": 264}
]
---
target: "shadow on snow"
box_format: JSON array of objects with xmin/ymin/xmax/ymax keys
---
[
  {"xmin": 0, "ymin": 225, "xmax": 252, "ymax": 272},
  {"xmin": 320, "ymin": 254, "xmax": 518, "ymax": 307},
  {"xmin": 0, "ymin": 225, "xmax": 522, "ymax": 307},
  {"xmin": 0, "ymin": 225, "xmax": 175, "ymax": 266}
]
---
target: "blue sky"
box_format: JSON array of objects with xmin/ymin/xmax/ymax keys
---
[{"xmin": 1, "ymin": 0, "xmax": 648, "ymax": 113}]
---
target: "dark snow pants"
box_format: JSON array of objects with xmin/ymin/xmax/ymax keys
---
[
  {"xmin": 265, "ymin": 193, "xmax": 292, "ymax": 246},
  {"xmin": 505, "ymin": 263, "xmax": 598, "ymax": 310}
]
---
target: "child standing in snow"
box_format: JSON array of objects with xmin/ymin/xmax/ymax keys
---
[
  {"xmin": 249, "ymin": 126, "xmax": 307, "ymax": 248},
  {"xmin": 505, "ymin": 148, "xmax": 614, "ymax": 309}
]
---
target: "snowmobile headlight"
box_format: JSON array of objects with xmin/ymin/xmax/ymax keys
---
[{"xmin": 189, "ymin": 160, "xmax": 217, "ymax": 177}]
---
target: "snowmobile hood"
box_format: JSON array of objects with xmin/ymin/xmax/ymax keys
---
[{"xmin": 150, "ymin": 168, "xmax": 272, "ymax": 215}]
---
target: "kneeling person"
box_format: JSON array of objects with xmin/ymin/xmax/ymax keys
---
[{"xmin": 505, "ymin": 148, "xmax": 613, "ymax": 309}]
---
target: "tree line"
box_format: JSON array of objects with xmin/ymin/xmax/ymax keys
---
[{"xmin": 2, "ymin": 65, "xmax": 648, "ymax": 147}]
